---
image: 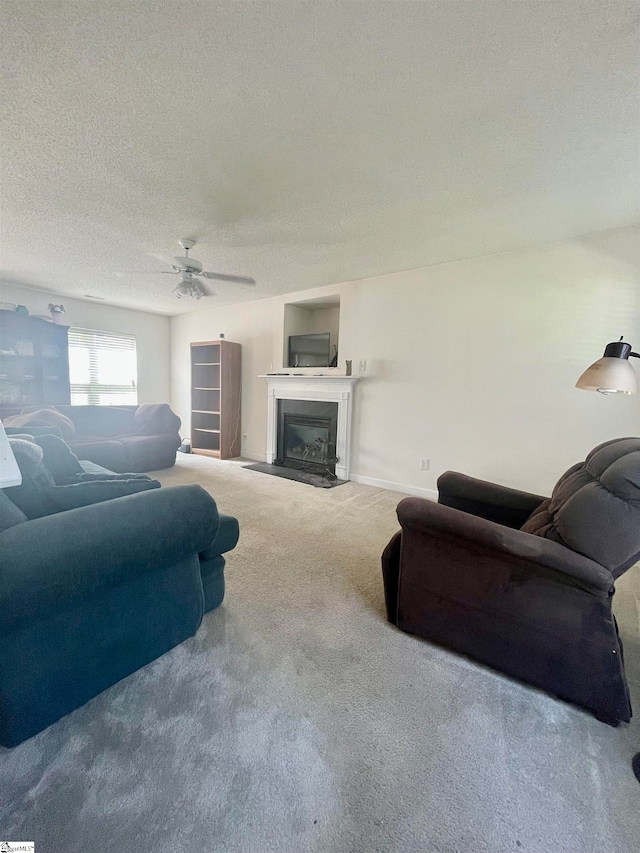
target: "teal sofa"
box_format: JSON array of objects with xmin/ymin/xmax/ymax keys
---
[
  {"xmin": 0, "ymin": 441, "xmax": 239, "ymax": 747},
  {"xmin": 3, "ymin": 403, "xmax": 182, "ymax": 472}
]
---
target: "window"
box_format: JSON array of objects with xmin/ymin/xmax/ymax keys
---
[{"xmin": 68, "ymin": 328, "xmax": 138, "ymax": 406}]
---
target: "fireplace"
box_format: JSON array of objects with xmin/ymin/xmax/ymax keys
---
[
  {"xmin": 276, "ymin": 399, "xmax": 338, "ymax": 475},
  {"xmin": 261, "ymin": 375, "xmax": 359, "ymax": 481}
]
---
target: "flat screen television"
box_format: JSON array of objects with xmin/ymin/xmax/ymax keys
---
[{"xmin": 288, "ymin": 333, "xmax": 331, "ymax": 367}]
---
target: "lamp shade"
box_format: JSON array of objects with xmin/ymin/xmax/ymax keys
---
[{"xmin": 576, "ymin": 340, "xmax": 639, "ymax": 395}]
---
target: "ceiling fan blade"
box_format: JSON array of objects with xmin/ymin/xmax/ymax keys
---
[
  {"xmin": 201, "ymin": 271, "xmax": 256, "ymax": 285},
  {"xmin": 114, "ymin": 270, "xmax": 178, "ymax": 277}
]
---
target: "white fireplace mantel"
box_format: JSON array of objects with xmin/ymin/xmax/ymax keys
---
[{"xmin": 259, "ymin": 375, "xmax": 360, "ymax": 480}]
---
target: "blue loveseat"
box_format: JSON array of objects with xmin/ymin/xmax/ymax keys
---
[
  {"xmin": 3, "ymin": 403, "xmax": 182, "ymax": 472},
  {"xmin": 0, "ymin": 439, "xmax": 239, "ymax": 747}
]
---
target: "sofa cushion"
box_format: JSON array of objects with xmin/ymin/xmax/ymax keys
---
[
  {"xmin": 4, "ymin": 407, "xmax": 75, "ymax": 441},
  {"xmin": 7, "ymin": 438, "xmax": 55, "ymax": 486},
  {"xmin": 119, "ymin": 434, "xmax": 181, "ymax": 472},
  {"xmin": 33, "ymin": 433, "xmax": 84, "ymax": 484},
  {"xmin": 35, "ymin": 434, "xmax": 150, "ymax": 484},
  {"xmin": 61, "ymin": 405, "xmax": 135, "ymax": 437},
  {"xmin": 68, "ymin": 438, "xmax": 128, "ymax": 472},
  {"xmin": 0, "ymin": 490, "xmax": 28, "ymax": 531},
  {"xmin": 80, "ymin": 460, "xmax": 117, "ymax": 476},
  {"xmin": 4, "ymin": 437, "xmax": 58, "ymax": 517},
  {"xmin": 521, "ymin": 437, "xmax": 640, "ymax": 576}
]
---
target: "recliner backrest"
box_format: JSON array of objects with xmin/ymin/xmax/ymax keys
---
[{"xmin": 521, "ymin": 437, "xmax": 640, "ymax": 576}]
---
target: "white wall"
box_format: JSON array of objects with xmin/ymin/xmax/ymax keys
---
[
  {"xmin": 282, "ymin": 304, "xmax": 312, "ymax": 366},
  {"xmin": 170, "ymin": 225, "xmax": 640, "ymax": 496},
  {"xmin": 0, "ymin": 283, "xmax": 171, "ymax": 403},
  {"xmin": 309, "ymin": 306, "xmax": 340, "ymax": 361}
]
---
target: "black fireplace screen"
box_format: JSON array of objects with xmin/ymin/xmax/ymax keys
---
[
  {"xmin": 276, "ymin": 399, "xmax": 338, "ymax": 474},
  {"xmin": 284, "ymin": 416, "xmax": 331, "ymax": 465}
]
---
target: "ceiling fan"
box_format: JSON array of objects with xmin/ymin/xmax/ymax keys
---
[{"xmin": 116, "ymin": 239, "xmax": 255, "ymax": 300}]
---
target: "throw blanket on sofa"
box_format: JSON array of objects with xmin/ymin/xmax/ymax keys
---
[{"xmin": 3, "ymin": 407, "xmax": 76, "ymax": 440}]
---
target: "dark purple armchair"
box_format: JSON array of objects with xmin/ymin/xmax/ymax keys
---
[{"xmin": 382, "ymin": 438, "xmax": 640, "ymax": 725}]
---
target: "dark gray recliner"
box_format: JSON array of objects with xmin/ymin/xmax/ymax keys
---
[{"xmin": 382, "ymin": 438, "xmax": 640, "ymax": 724}]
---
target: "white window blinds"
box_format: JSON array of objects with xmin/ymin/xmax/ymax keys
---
[{"xmin": 68, "ymin": 328, "xmax": 138, "ymax": 406}]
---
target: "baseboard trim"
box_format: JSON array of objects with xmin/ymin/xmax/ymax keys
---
[
  {"xmin": 350, "ymin": 474, "xmax": 437, "ymax": 501},
  {"xmin": 240, "ymin": 449, "xmax": 265, "ymax": 462}
]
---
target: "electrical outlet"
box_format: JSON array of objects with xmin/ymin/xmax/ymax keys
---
[
  {"xmin": 420, "ymin": 458, "xmax": 430, "ymax": 471},
  {"xmin": 358, "ymin": 359, "xmax": 366, "ymax": 373}
]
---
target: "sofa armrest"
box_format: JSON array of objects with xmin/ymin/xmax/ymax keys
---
[
  {"xmin": 0, "ymin": 484, "xmax": 219, "ymax": 631},
  {"xmin": 397, "ymin": 497, "xmax": 613, "ymax": 592},
  {"xmin": 132, "ymin": 403, "xmax": 182, "ymax": 436},
  {"xmin": 437, "ymin": 471, "xmax": 548, "ymax": 528},
  {"xmin": 199, "ymin": 512, "xmax": 239, "ymax": 560}
]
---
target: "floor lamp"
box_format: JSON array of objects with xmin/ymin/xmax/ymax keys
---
[
  {"xmin": 576, "ymin": 338, "xmax": 639, "ymax": 395},
  {"xmin": 576, "ymin": 338, "xmax": 639, "ymax": 783}
]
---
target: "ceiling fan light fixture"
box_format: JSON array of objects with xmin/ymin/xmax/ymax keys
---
[
  {"xmin": 173, "ymin": 280, "xmax": 205, "ymax": 300},
  {"xmin": 173, "ymin": 282, "xmax": 191, "ymax": 299}
]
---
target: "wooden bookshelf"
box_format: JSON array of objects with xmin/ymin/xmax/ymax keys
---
[{"xmin": 190, "ymin": 339, "xmax": 241, "ymax": 458}]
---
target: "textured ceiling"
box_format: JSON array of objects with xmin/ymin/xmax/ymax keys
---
[{"xmin": 1, "ymin": 1, "xmax": 638, "ymax": 316}]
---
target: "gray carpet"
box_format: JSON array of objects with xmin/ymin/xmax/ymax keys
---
[{"xmin": 2, "ymin": 454, "xmax": 640, "ymax": 853}]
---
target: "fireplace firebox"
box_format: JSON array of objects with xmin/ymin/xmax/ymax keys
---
[{"xmin": 276, "ymin": 399, "xmax": 339, "ymax": 475}]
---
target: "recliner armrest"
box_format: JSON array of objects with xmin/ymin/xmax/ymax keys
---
[
  {"xmin": 397, "ymin": 497, "xmax": 613, "ymax": 592},
  {"xmin": 0, "ymin": 484, "xmax": 219, "ymax": 632},
  {"xmin": 437, "ymin": 471, "xmax": 548, "ymax": 528}
]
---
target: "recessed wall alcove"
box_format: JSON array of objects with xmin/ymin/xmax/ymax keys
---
[{"xmin": 282, "ymin": 294, "xmax": 341, "ymax": 369}]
